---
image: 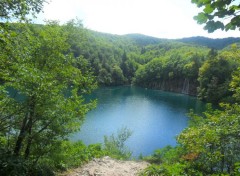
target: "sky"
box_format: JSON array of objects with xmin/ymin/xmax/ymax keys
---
[{"xmin": 35, "ymin": 0, "xmax": 240, "ymax": 39}]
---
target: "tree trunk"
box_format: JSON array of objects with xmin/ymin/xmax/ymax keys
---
[
  {"xmin": 24, "ymin": 116, "xmax": 33, "ymax": 159},
  {"xmin": 14, "ymin": 96, "xmax": 35, "ymax": 156},
  {"xmin": 24, "ymin": 137, "xmax": 32, "ymax": 158},
  {"xmin": 14, "ymin": 113, "xmax": 28, "ymax": 156},
  {"xmin": 24, "ymin": 96, "xmax": 35, "ymax": 158}
]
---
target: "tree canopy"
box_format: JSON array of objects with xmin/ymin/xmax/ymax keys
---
[{"xmin": 0, "ymin": 0, "xmax": 47, "ymax": 21}]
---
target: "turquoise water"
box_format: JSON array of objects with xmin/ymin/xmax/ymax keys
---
[{"xmin": 72, "ymin": 86, "xmax": 205, "ymax": 157}]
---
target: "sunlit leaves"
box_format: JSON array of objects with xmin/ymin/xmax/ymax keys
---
[
  {"xmin": 197, "ymin": 52, "xmax": 238, "ymax": 103},
  {"xmin": 177, "ymin": 104, "xmax": 240, "ymax": 174},
  {"xmin": 133, "ymin": 45, "xmax": 208, "ymax": 95},
  {"xmin": 203, "ymin": 4, "xmax": 214, "ymax": 14},
  {"xmin": 0, "ymin": 22, "xmax": 97, "ymax": 171},
  {"xmin": 230, "ymin": 67, "xmax": 240, "ymax": 102}
]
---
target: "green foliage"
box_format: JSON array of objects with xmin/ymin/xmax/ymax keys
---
[
  {"xmin": 133, "ymin": 45, "xmax": 207, "ymax": 95},
  {"xmin": 0, "ymin": 147, "xmax": 55, "ymax": 176},
  {"xmin": 32, "ymin": 19, "xmax": 239, "ymax": 103},
  {"xmin": 0, "ymin": 0, "xmax": 47, "ymax": 21},
  {"xmin": 111, "ymin": 65, "xmax": 126, "ymax": 85},
  {"xmin": 39, "ymin": 140, "xmax": 104, "ymax": 171},
  {"xmin": 230, "ymin": 67, "xmax": 240, "ymax": 102},
  {"xmin": 137, "ymin": 4, "xmax": 240, "ymax": 173},
  {"xmin": 1, "ymin": 1, "xmax": 240, "ymax": 175},
  {"xmin": 141, "ymin": 146, "xmax": 191, "ymax": 175},
  {"xmin": 140, "ymin": 164, "xmax": 165, "ymax": 176},
  {"xmin": 143, "ymin": 145, "xmax": 184, "ymax": 165},
  {"xmin": 0, "ymin": 140, "xmax": 105, "ymax": 175},
  {"xmin": 61, "ymin": 20, "xmax": 141, "ymax": 86},
  {"xmin": 141, "ymin": 162, "xmax": 192, "ymax": 176},
  {"xmin": 0, "ymin": 22, "xmax": 97, "ymax": 175},
  {"xmin": 192, "ymin": 0, "xmax": 240, "ymax": 32},
  {"xmin": 177, "ymin": 36, "xmax": 240, "ymax": 50},
  {"xmin": 178, "ymin": 104, "xmax": 240, "ymax": 175},
  {"xmin": 103, "ymin": 127, "xmax": 133, "ymax": 160},
  {"xmin": 197, "ymin": 52, "xmax": 238, "ymax": 103},
  {"xmin": 142, "ymin": 103, "xmax": 240, "ymax": 175},
  {"xmin": 234, "ymin": 162, "xmax": 240, "ymax": 175}
]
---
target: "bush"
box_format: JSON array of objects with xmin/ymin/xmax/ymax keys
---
[
  {"xmin": 103, "ymin": 127, "xmax": 133, "ymax": 160},
  {"xmin": 0, "ymin": 148, "xmax": 54, "ymax": 176},
  {"xmin": 39, "ymin": 140, "xmax": 105, "ymax": 171}
]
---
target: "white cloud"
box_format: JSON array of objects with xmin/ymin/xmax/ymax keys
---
[{"xmin": 36, "ymin": 0, "xmax": 240, "ymax": 39}]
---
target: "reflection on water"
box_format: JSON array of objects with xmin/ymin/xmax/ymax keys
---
[{"xmin": 72, "ymin": 86, "xmax": 205, "ymax": 157}]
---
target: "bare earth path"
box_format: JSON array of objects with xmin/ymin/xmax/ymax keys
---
[{"xmin": 61, "ymin": 156, "xmax": 149, "ymax": 176}]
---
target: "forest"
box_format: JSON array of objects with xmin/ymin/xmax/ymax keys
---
[{"xmin": 0, "ymin": 0, "xmax": 240, "ymax": 175}]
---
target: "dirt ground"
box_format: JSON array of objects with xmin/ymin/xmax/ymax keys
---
[{"xmin": 61, "ymin": 156, "xmax": 149, "ymax": 176}]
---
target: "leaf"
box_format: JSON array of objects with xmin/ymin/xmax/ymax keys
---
[
  {"xmin": 194, "ymin": 12, "xmax": 208, "ymax": 24},
  {"xmin": 204, "ymin": 4, "xmax": 214, "ymax": 14},
  {"xmin": 231, "ymin": 16, "xmax": 240, "ymax": 27},
  {"xmin": 225, "ymin": 23, "xmax": 236, "ymax": 31},
  {"xmin": 204, "ymin": 20, "xmax": 224, "ymax": 33},
  {"xmin": 230, "ymin": 5, "xmax": 240, "ymax": 11}
]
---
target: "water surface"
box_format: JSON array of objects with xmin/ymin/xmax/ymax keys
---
[{"xmin": 72, "ymin": 86, "xmax": 205, "ymax": 157}]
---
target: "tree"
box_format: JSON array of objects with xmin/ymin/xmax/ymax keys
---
[
  {"xmin": 120, "ymin": 51, "xmax": 129, "ymax": 79},
  {"xmin": 230, "ymin": 67, "xmax": 240, "ymax": 102},
  {"xmin": 0, "ymin": 22, "xmax": 96, "ymax": 174},
  {"xmin": 111, "ymin": 65, "xmax": 125, "ymax": 85},
  {"xmin": 98, "ymin": 68, "xmax": 112, "ymax": 85},
  {"xmin": 0, "ymin": 0, "xmax": 48, "ymax": 82},
  {"xmin": 197, "ymin": 55, "xmax": 236, "ymax": 103},
  {"xmin": 192, "ymin": 0, "xmax": 240, "ymax": 32},
  {"xmin": 177, "ymin": 104, "xmax": 240, "ymax": 175},
  {"xmin": 103, "ymin": 127, "xmax": 132, "ymax": 159},
  {"xmin": 0, "ymin": 0, "xmax": 47, "ymax": 21}
]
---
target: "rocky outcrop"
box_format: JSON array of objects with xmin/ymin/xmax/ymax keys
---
[{"xmin": 62, "ymin": 156, "xmax": 149, "ymax": 176}]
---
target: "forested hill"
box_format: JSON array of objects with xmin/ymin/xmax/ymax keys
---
[
  {"xmin": 5, "ymin": 23, "xmax": 240, "ymax": 103},
  {"xmin": 62, "ymin": 25, "xmax": 239, "ymax": 104},
  {"xmin": 123, "ymin": 33, "xmax": 240, "ymax": 49},
  {"xmin": 124, "ymin": 33, "xmax": 168, "ymax": 46},
  {"xmin": 176, "ymin": 36, "xmax": 240, "ymax": 49}
]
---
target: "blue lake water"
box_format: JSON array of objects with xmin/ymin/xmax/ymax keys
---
[{"xmin": 72, "ymin": 86, "xmax": 205, "ymax": 157}]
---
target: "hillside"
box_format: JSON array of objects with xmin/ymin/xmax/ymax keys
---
[
  {"xmin": 124, "ymin": 33, "xmax": 168, "ymax": 46},
  {"xmin": 123, "ymin": 33, "xmax": 240, "ymax": 49},
  {"xmin": 176, "ymin": 36, "xmax": 240, "ymax": 49},
  {"xmin": 64, "ymin": 27, "xmax": 239, "ymax": 99}
]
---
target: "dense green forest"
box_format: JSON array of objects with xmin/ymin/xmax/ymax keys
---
[
  {"xmin": 65, "ymin": 22, "xmax": 240, "ymax": 104},
  {"xmin": 0, "ymin": 0, "xmax": 240, "ymax": 175},
  {"xmin": 32, "ymin": 20, "xmax": 238, "ymax": 104}
]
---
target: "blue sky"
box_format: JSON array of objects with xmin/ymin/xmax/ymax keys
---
[{"xmin": 36, "ymin": 0, "xmax": 240, "ymax": 39}]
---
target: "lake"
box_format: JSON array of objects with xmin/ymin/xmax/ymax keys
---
[{"xmin": 72, "ymin": 86, "xmax": 205, "ymax": 157}]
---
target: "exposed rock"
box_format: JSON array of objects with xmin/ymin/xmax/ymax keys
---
[{"xmin": 62, "ymin": 156, "xmax": 149, "ymax": 176}]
